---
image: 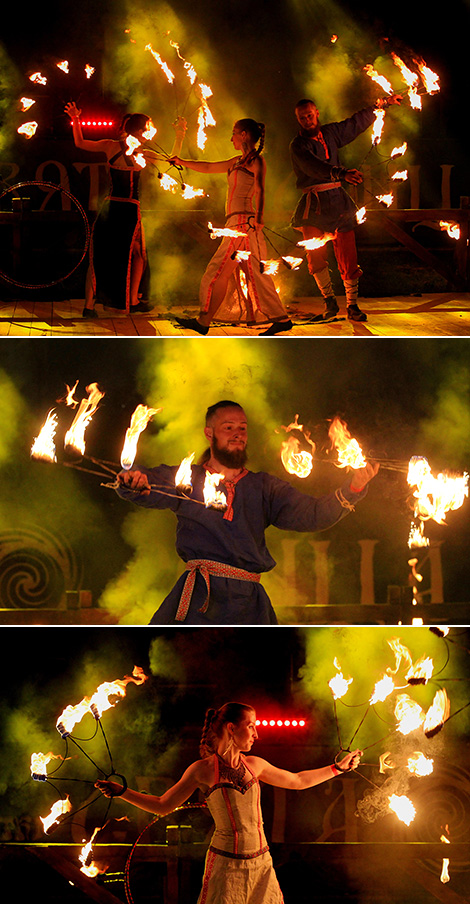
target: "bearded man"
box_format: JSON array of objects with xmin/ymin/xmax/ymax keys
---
[{"xmin": 116, "ymin": 400, "xmax": 378, "ymax": 624}]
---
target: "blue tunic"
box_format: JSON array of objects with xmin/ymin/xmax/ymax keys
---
[
  {"xmin": 116, "ymin": 465, "xmax": 367, "ymax": 625},
  {"xmin": 290, "ymin": 107, "xmax": 376, "ymax": 233}
]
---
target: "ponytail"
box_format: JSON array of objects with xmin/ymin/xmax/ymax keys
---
[{"xmin": 199, "ymin": 702, "xmax": 254, "ymax": 757}]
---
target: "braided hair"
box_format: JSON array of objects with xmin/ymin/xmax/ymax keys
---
[
  {"xmin": 199, "ymin": 702, "xmax": 254, "ymax": 757},
  {"xmin": 120, "ymin": 113, "xmax": 150, "ymax": 138},
  {"xmin": 235, "ymin": 119, "xmax": 266, "ymax": 166}
]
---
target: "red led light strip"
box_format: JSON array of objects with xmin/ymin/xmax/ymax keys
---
[{"xmin": 256, "ymin": 719, "xmax": 306, "ymax": 728}]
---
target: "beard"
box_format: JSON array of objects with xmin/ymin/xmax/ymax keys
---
[{"xmin": 212, "ymin": 436, "xmax": 248, "ymax": 469}]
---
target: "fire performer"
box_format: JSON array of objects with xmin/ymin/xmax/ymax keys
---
[
  {"xmin": 95, "ymin": 701, "xmax": 362, "ymax": 903},
  {"xmin": 64, "ymin": 102, "xmax": 187, "ymax": 316},
  {"xmin": 169, "ymin": 120, "xmax": 293, "ymax": 335},
  {"xmin": 116, "ymin": 400, "xmax": 378, "ymax": 624},
  {"xmin": 290, "ymin": 95, "xmax": 402, "ymax": 322}
]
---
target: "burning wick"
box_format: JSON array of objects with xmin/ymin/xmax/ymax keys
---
[
  {"xmin": 120, "ymin": 404, "xmax": 161, "ymax": 471},
  {"xmin": 31, "ymin": 410, "xmax": 58, "ymax": 462}
]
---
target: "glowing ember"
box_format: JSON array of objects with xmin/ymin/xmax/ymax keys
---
[
  {"xmin": 175, "ymin": 453, "xmax": 195, "ymax": 491},
  {"xmin": 281, "ymin": 435, "xmax": 313, "ymax": 479},
  {"xmin": 356, "ymin": 207, "xmax": 367, "ymax": 224},
  {"xmin": 363, "ymin": 64, "xmax": 393, "ymax": 95},
  {"xmin": 261, "ymin": 259, "xmax": 280, "ymax": 275},
  {"xmin": 40, "ymin": 796, "xmax": 72, "ymax": 833},
  {"xmin": 31, "ymin": 410, "xmax": 58, "ymax": 462},
  {"xmin": 376, "ymin": 193, "xmax": 394, "ymax": 207},
  {"xmin": 370, "ymin": 674, "xmax": 395, "ymax": 705},
  {"xmin": 208, "ymin": 221, "xmax": 245, "ymax": 239},
  {"xmin": 57, "ymin": 60, "xmax": 70, "ymax": 74},
  {"xmin": 440, "ymin": 221, "xmax": 460, "ymax": 240},
  {"xmin": 17, "ymin": 121, "xmax": 38, "ymax": 139},
  {"xmin": 328, "ymin": 416, "xmax": 367, "ymax": 469},
  {"xmin": 329, "ymin": 658, "xmax": 353, "ymax": 700},
  {"xmin": 29, "ymin": 72, "xmax": 47, "ymax": 85},
  {"xmin": 64, "ymin": 383, "xmax": 105, "ymax": 456},
  {"xmin": 203, "ymin": 471, "xmax": 227, "ymax": 510},
  {"xmin": 390, "ymin": 142, "xmax": 407, "ymax": 159},
  {"xmin": 331, "ymin": 34, "xmax": 338, "ymax": 43},
  {"xmin": 126, "ymin": 135, "xmax": 141, "ymax": 157},
  {"xmin": 371, "ymin": 109, "xmax": 386, "ymax": 145},
  {"xmin": 20, "ymin": 97, "xmax": 35, "ymax": 112},
  {"xmin": 234, "ymin": 250, "xmax": 252, "ymax": 262},
  {"xmin": 388, "ymin": 794, "xmax": 416, "ymax": 826},
  {"xmin": 391, "ymin": 170, "xmax": 408, "ymax": 181},
  {"xmin": 394, "ymin": 693, "xmax": 425, "ymax": 735},
  {"xmin": 282, "ymin": 256, "xmax": 303, "ymax": 269},
  {"xmin": 145, "ymin": 44, "xmax": 175, "ymax": 84},
  {"xmin": 85, "ymin": 64, "xmax": 95, "ymax": 79},
  {"xmin": 142, "ymin": 120, "xmax": 157, "ymax": 142},
  {"xmin": 407, "ymin": 751, "xmax": 434, "ymax": 776},
  {"xmin": 297, "ymin": 232, "xmax": 336, "ymax": 250},
  {"xmin": 120, "ymin": 404, "xmax": 161, "ymax": 470},
  {"xmin": 56, "ymin": 665, "xmax": 148, "ymax": 737},
  {"xmin": 423, "ymin": 688, "xmax": 450, "ymax": 738},
  {"xmin": 407, "ymin": 456, "xmax": 469, "ymax": 526}
]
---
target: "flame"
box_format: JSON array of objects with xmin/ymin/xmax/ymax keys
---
[
  {"xmin": 31, "ymin": 751, "xmax": 62, "ymax": 777},
  {"xmin": 208, "ymin": 221, "xmax": 245, "ymax": 238},
  {"xmin": 57, "ymin": 60, "xmax": 69, "ymax": 74},
  {"xmin": 64, "ymin": 383, "xmax": 105, "ymax": 456},
  {"xmin": 407, "ymin": 456, "xmax": 469, "ymax": 525},
  {"xmin": 371, "ymin": 109, "xmax": 386, "ymax": 145},
  {"xmin": 379, "ymin": 751, "xmax": 396, "ymax": 773},
  {"xmin": 17, "ymin": 121, "xmax": 38, "ymax": 138},
  {"xmin": 20, "ymin": 97, "xmax": 35, "ymax": 112},
  {"xmin": 79, "ymin": 826, "xmax": 107, "ymax": 877},
  {"xmin": 328, "ymin": 416, "xmax": 366, "ymax": 469},
  {"xmin": 281, "ymin": 436, "xmax": 313, "ymax": 479},
  {"xmin": 145, "ymin": 43, "xmax": 175, "ymax": 83},
  {"xmin": 406, "ymin": 655, "xmax": 433, "ymax": 685},
  {"xmin": 409, "ymin": 88, "xmax": 422, "ymax": 110},
  {"xmin": 134, "ymin": 153, "xmax": 146, "ymax": 169},
  {"xmin": 142, "ymin": 119, "xmax": 157, "ymax": 142},
  {"xmin": 235, "ymin": 250, "xmax": 252, "ymax": 262},
  {"xmin": 414, "ymin": 58, "xmax": 440, "ymax": 94},
  {"xmin": 370, "ymin": 674, "xmax": 395, "ymax": 705},
  {"xmin": 40, "ymin": 796, "xmax": 72, "ymax": 833},
  {"xmin": 394, "ymin": 693, "xmax": 425, "ymax": 735},
  {"xmin": 331, "ymin": 34, "xmax": 338, "ymax": 43},
  {"xmin": 203, "ymin": 471, "xmax": 227, "ymax": 509},
  {"xmin": 388, "ymin": 794, "xmax": 416, "ymax": 825},
  {"xmin": 56, "ymin": 665, "xmax": 148, "ymax": 736},
  {"xmin": 29, "ymin": 72, "xmax": 47, "ymax": 85},
  {"xmin": 175, "ymin": 452, "xmax": 195, "ymax": 490},
  {"xmin": 85, "ymin": 64, "xmax": 95, "ymax": 79},
  {"xmin": 282, "ymin": 256, "xmax": 303, "ymax": 269},
  {"xmin": 423, "ymin": 688, "xmax": 450, "ymax": 738},
  {"xmin": 31, "ymin": 410, "xmax": 58, "ymax": 462},
  {"xmin": 390, "ymin": 142, "xmax": 407, "ymax": 159},
  {"xmin": 159, "ymin": 173, "xmax": 179, "ymax": 192},
  {"xmin": 329, "ymin": 659, "xmax": 353, "ymax": 700},
  {"xmin": 391, "ymin": 170, "xmax": 408, "ymax": 181},
  {"xmin": 376, "ymin": 193, "xmax": 394, "ymax": 207},
  {"xmin": 386, "ymin": 637, "xmax": 413, "ymax": 675},
  {"xmin": 120, "ymin": 404, "xmax": 161, "ymax": 470},
  {"xmin": 196, "ymin": 83, "xmax": 216, "ymax": 150},
  {"xmin": 408, "ymin": 521, "xmax": 430, "ymax": 548},
  {"xmin": 407, "ymin": 752, "xmax": 434, "ymax": 776},
  {"xmin": 181, "ymin": 183, "xmax": 205, "ymax": 200},
  {"xmin": 440, "ymin": 220, "xmax": 460, "ymax": 240},
  {"xmin": 261, "ymin": 259, "xmax": 280, "ymax": 275},
  {"xmin": 363, "ymin": 64, "xmax": 393, "ymax": 95},
  {"xmin": 356, "ymin": 207, "xmax": 367, "ymax": 224},
  {"xmin": 440, "ymin": 832, "xmax": 450, "ymax": 884},
  {"xmin": 126, "ymin": 135, "xmax": 141, "ymax": 156},
  {"xmin": 391, "ymin": 53, "xmax": 418, "ymax": 89},
  {"xmin": 297, "ymin": 232, "xmax": 335, "ymax": 250}
]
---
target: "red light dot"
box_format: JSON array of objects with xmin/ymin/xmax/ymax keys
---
[
  {"xmin": 269, "ymin": 720, "xmax": 275, "ymax": 727},
  {"xmin": 277, "ymin": 720, "xmax": 283, "ymax": 727},
  {"xmin": 292, "ymin": 720, "xmax": 298, "ymax": 726},
  {"xmin": 262, "ymin": 720, "xmax": 268, "ymax": 726},
  {"xmin": 284, "ymin": 720, "xmax": 290, "ymax": 727},
  {"xmin": 299, "ymin": 720, "xmax": 306, "ymax": 727}
]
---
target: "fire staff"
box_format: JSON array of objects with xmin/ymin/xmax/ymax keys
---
[
  {"xmin": 290, "ymin": 95, "xmax": 402, "ymax": 323},
  {"xmin": 116, "ymin": 400, "xmax": 379, "ymax": 625},
  {"xmin": 64, "ymin": 102, "xmax": 187, "ymax": 316},
  {"xmin": 170, "ymin": 119, "xmax": 293, "ymax": 336},
  {"xmin": 95, "ymin": 701, "xmax": 362, "ymax": 904}
]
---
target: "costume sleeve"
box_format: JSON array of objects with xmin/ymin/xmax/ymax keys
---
[
  {"xmin": 265, "ymin": 475, "xmax": 368, "ymax": 533},
  {"xmin": 290, "ymin": 137, "xmax": 342, "ymax": 182},
  {"xmin": 325, "ymin": 107, "xmax": 377, "ymax": 148},
  {"xmin": 114, "ymin": 464, "xmax": 183, "ymax": 511}
]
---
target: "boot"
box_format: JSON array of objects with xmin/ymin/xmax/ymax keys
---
[
  {"xmin": 343, "ymin": 277, "xmax": 367, "ymax": 322},
  {"xmin": 311, "ymin": 296, "xmax": 339, "ymax": 322}
]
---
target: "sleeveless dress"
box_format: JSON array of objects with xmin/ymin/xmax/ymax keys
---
[
  {"xmin": 199, "ymin": 162, "xmax": 288, "ymax": 326},
  {"xmin": 90, "ymin": 143, "xmax": 148, "ymax": 311},
  {"xmin": 197, "ymin": 755, "xmax": 284, "ymax": 904}
]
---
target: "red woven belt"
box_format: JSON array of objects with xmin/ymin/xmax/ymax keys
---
[{"xmin": 175, "ymin": 559, "xmax": 260, "ymax": 622}]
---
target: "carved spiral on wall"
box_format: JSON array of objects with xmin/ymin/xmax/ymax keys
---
[{"xmin": 0, "ymin": 526, "xmax": 82, "ymax": 608}]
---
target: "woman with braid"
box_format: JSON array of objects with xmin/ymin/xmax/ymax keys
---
[
  {"xmin": 96, "ymin": 701, "xmax": 361, "ymax": 903},
  {"xmin": 169, "ymin": 119, "xmax": 293, "ymax": 335}
]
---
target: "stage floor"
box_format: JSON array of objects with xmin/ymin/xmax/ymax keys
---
[{"xmin": 1, "ymin": 292, "xmax": 469, "ymax": 337}]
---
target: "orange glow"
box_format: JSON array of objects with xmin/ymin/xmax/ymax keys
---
[
  {"xmin": 57, "ymin": 60, "xmax": 70, "ymax": 74},
  {"xmin": 203, "ymin": 471, "xmax": 227, "ymax": 510},
  {"xmin": 40, "ymin": 796, "xmax": 72, "ymax": 833},
  {"xmin": 329, "ymin": 658, "xmax": 353, "ymax": 700},
  {"xmin": 328, "ymin": 416, "xmax": 366, "ymax": 469},
  {"xmin": 394, "ymin": 693, "xmax": 425, "ymax": 735},
  {"xmin": 208, "ymin": 221, "xmax": 245, "ymax": 238},
  {"xmin": 424, "ymin": 688, "xmax": 450, "ymax": 738},
  {"xmin": 56, "ymin": 665, "xmax": 148, "ymax": 736},
  {"xmin": 64, "ymin": 383, "xmax": 105, "ymax": 456},
  {"xmin": 175, "ymin": 453, "xmax": 195, "ymax": 490},
  {"xmin": 120, "ymin": 404, "xmax": 161, "ymax": 470},
  {"xmin": 407, "ymin": 456, "xmax": 468, "ymax": 525},
  {"xmin": 145, "ymin": 43, "xmax": 175, "ymax": 83},
  {"xmin": 29, "ymin": 72, "xmax": 47, "ymax": 85},
  {"xmin": 297, "ymin": 232, "xmax": 335, "ymax": 250},
  {"xmin": 407, "ymin": 751, "xmax": 434, "ymax": 776},
  {"xmin": 363, "ymin": 64, "xmax": 393, "ymax": 95},
  {"xmin": 370, "ymin": 674, "xmax": 395, "ymax": 705},
  {"xmin": 31, "ymin": 410, "xmax": 58, "ymax": 462},
  {"xmin": 281, "ymin": 435, "xmax": 313, "ymax": 479},
  {"xmin": 20, "ymin": 97, "xmax": 35, "ymax": 112},
  {"xmin": 371, "ymin": 109, "xmax": 386, "ymax": 145},
  {"xmin": 356, "ymin": 207, "xmax": 367, "ymax": 224},
  {"xmin": 376, "ymin": 193, "xmax": 394, "ymax": 207},
  {"xmin": 85, "ymin": 64, "xmax": 95, "ymax": 79},
  {"xmin": 196, "ymin": 83, "xmax": 216, "ymax": 150},
  {"xmin": 388, "ymin": 794, "xmax": 416, "ymax": 825},
  {"xmin": 390, "ymin": 142, "xmax": 407, "ymax": 159},
  {"xmin": 17, "ymin": 121, "xmax": 38, "ymax": 138}
]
